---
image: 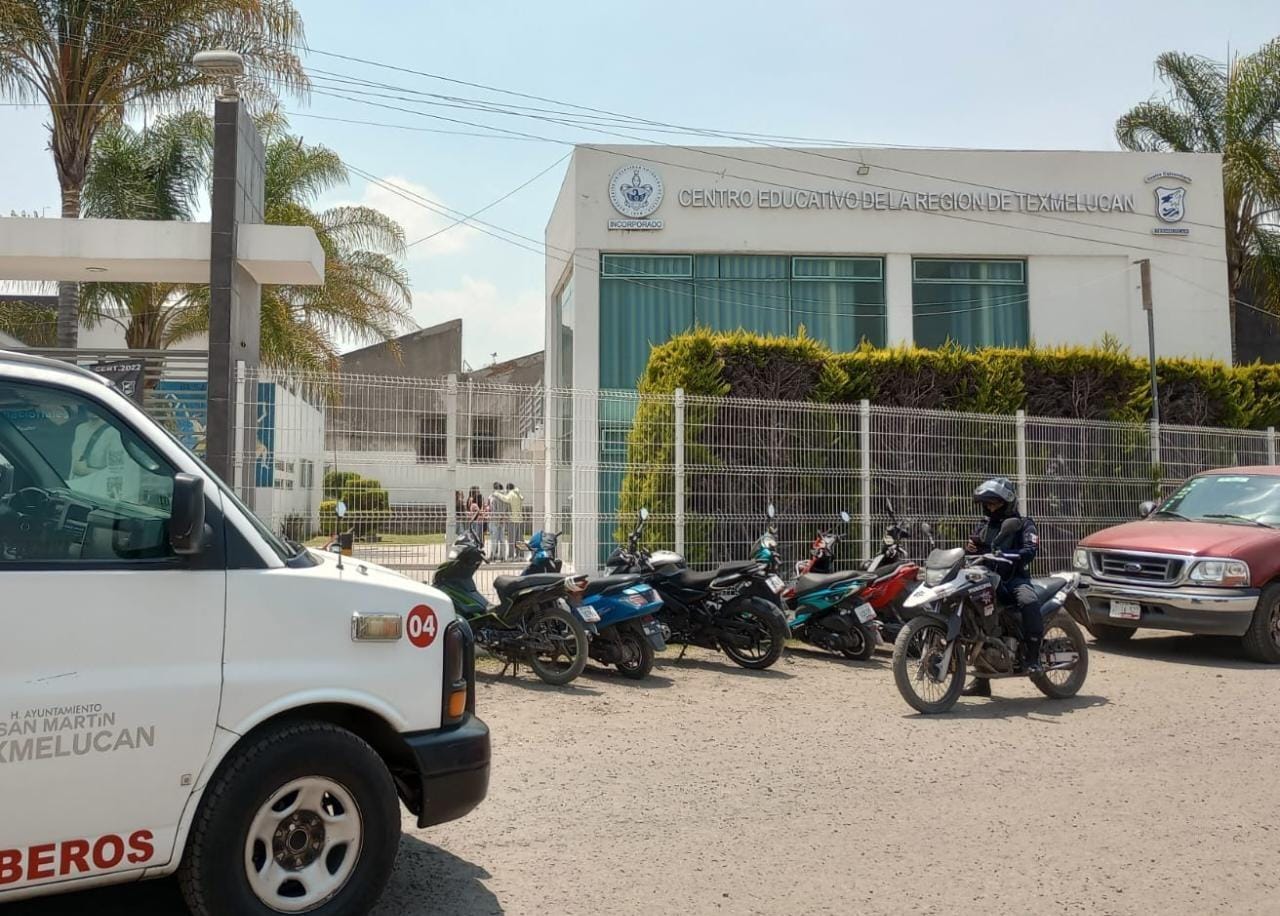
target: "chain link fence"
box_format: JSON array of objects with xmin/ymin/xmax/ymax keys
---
[{"xmin": 204, "ymin": 369, "xmax": 1279, "ymax": 595}]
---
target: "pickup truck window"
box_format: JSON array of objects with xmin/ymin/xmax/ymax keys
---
[
  {"xmin": 0, "ymin": 381, "xmax": 178, "ymax": 563},
  {"xmin": 1159, "ymin": 474, "xmax": 1280, "ymax": 527}
]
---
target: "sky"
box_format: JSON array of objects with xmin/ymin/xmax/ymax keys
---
[{"xmin": 1, "ymin": 0, "xmax": 1276, "ymax": 366}]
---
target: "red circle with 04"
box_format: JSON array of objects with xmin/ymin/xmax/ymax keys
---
[{"xmin": 406, "ymin": 605, "xmax": 438, "ymax": 648}]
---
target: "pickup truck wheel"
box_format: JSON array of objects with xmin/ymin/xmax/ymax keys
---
[
  {"xmin": 1085, "ymin": 622, "xmax": 1136, "ymax": 645},
  {"xmin": 178, "ymin": 721, "xmax": 400, "ymax": 916},
  {"xmin": 1242, "ymin": 585, "xmax": 1280, "ymax": 664}
]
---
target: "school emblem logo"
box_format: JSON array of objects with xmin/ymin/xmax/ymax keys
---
[
  {"xmin": 609, "ymin": 164, "xmax": 664, "ymax": 218},
  {"xmin": 1154, "ymin": 186, "xmax": 1187, "ymax": 223}
]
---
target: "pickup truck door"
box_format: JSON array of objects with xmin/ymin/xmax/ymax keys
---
[{"xmin": 0, "ymin": 379, "xmax": 224, "ymax": 895}]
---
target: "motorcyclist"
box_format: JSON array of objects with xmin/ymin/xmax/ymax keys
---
[{"xmin": 962, "ymin": 477, "xmax": 1043, "ymax": 698}]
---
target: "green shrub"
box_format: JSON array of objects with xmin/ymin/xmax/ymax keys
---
[
  {"xmin": 636, "ymin": 328, "xmax": 1273, "ymax": 428},
  {"xmin": 323, "ymin": 470, "xmax": 361, "ymax": 501},
  {"xmin": 318, "ymin": 475, "xmax": 391, "ymax": 539}
]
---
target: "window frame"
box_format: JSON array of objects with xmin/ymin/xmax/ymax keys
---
[{"xmin": 0, "ymin": 377, "xmax": 232, "ymax": 572}]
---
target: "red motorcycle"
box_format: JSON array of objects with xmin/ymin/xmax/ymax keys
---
[{"xmin": 778, "ymin": 504, "xmax": 921, "ymax": 644}]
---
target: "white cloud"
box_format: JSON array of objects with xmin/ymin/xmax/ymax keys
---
[
  {"xmin": 353, "ymin": 175, "xmax": 479, "ymax": 260},
  {"xmin": 411, "ymin": 277, "xmax": 543, "ymax": 368}
]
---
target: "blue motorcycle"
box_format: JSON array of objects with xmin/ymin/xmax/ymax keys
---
[
  {"xmin": 521, "ymin": 530, "xmax": 667, "ymax": 680},
  {"xmin": 753, "ymin": 505, "xmax": 879, "ymax": 661}
]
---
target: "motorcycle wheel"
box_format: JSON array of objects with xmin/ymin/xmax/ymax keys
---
[
  {"xmin": 1031, "ymin": 611, "xmax": 1089, "ymax": 699},
  {"xmin": 526, "ymin": 606, "xmax": 589, "ymax": 686},
  {"xmin": 720, "ymin": 600, "xmax": 788, "ymax": 670},
  {"xmin": 892, "ymin": 617, "xmax": 964, "ymax": 714},
  {"xmin": 838, "ymin": 621, "xmax": 879, "ymax": 661},
  {"xmin": 614, "ymin": 625, "xmax": 655, "ymax": 680}
]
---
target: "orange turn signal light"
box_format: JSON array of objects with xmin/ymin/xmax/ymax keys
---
[{"xmin": 446, "ymin": 689, "xmax": 467, "ymax": 720}]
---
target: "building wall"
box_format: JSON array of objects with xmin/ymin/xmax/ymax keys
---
[
  {"xmin": 340, "ymin": 319, "xmax": 462, "ymax": 378},
  {"xmin": 548, "ymin": 144, "xmax": 1231, "ymax": 395}
]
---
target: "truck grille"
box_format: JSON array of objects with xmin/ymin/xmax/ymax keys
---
[{"xmin": 1091, "ymin": 551, "xmax": 1184, "ymax": 584}]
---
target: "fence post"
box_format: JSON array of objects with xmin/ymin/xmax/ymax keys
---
[
  {"xmin": 860, "ymin": 399, "xmax": 871, "ymax": 562},
  {"xmin": 1015, "ymin": 410, "xmax": 1028, "ymax": 512},
  {"xmin": 1269, "ymin": 427, "xmax": 1277, "ymax": 466},
  {"xmin": 445, "ymin": 373, "xmax": 458, "ymax": 541},
  {"xmin": 543, "ymin": 386, "xmax": 555, "ymax": 531},
  {"xmin": 674, "ymin": 388, "xmax": 686, "ymax": 557},
  {"xmin": 1150, "ymin": 419, "xmax": 1162, "ymax": 492}
]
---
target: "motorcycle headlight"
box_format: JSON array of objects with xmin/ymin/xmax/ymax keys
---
[
  {"xmin": 1188, "ymin": 559, "xmax": 1249, "ymax": 587},
  {"xmin": 1072, "ymin": 548, "xmax": 1089, "ymax": 571},
  {"xmin": 924, "ymin": 568, "xmax": 948, "ymax": 586}
]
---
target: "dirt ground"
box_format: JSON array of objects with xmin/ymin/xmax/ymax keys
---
[{"xmin": 14, "ymin": 633, "xmax": 1280, "ymax": 916}]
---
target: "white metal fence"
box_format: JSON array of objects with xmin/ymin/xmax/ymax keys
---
[{"xmin": 217, "ymin": 369, "xmax": 1276, "ymax": 596}]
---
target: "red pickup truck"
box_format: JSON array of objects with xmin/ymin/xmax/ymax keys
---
[{"xmin": 1073, "ymin": 466, "xmax": 1280, "ymax": 663}]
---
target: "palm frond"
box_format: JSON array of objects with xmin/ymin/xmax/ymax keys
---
[{"xmin": 1115, "ymin": 101, "xmax": 1199, "ymax": 152}]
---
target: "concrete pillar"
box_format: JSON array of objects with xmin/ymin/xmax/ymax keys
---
[
  {"xmin": 884, "ymin": 253, "xmax": 914, "ymax": 347},
  {"xmin": 206, "ymin": 98, "xmax": 264, "ymax": 488}
]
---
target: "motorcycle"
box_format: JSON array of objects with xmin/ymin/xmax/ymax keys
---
[
  {"xmin": 890, "ymin": 518, "xmax": 1090, "ymax": 714},
  {"xmin": 857, "ymin": 501, "xmax": 923, "ymax": 644},
  {"xmin": 521, "ymin": 529, "xmax": 667, "ymax": 680},
  {"xmin": 433, "ymin": 527, "xmax": 596, "ymax": 686},
  {"xmin": 753, "ymin": 506, "xmax": 879, "ymax": 660},
  {"xmin": 607, "ymin": 508, "xmax": 790, "ymax": 670}
]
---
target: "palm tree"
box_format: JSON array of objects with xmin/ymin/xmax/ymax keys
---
[
  {"xmin": 0, "ymin": 0, "xmax": 307, "ymax": 348},
  {"xmin": 1116, "ymin": 39, "xmax": 1280, "ymax": 360},
  {"xmin": 79, "ymin": 112, "xmax": 211, "ymax": 350},
  {"xmin": 1, "ymin": 109, "xmax": 415, "ymax": 371},
  {"xmin": 167, "ymin": 109, "xmax": 414, "ymax": 372}
]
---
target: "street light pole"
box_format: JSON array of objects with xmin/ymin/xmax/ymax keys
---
[
  {"xmin": 195, "ymin": 51, "xmax": 264, "ymax": 493},
  {"xmin": 1137, "ymin": 258, "xmax": 1159, "ymax": 424}
]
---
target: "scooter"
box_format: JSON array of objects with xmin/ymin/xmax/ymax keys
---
[
  {"xmin": 753, "ymin": 506, "xmax": 879, "ymax": 660},
  {"xmin": 521, "ymin": 530, "xmax": 667, "ymax": 680},
  {"xmin": 433, "ymin": 528, "xmax": 597, "ymax": 686}
]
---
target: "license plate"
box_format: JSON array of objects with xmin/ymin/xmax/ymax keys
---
[
  {"xmin": 853, "ymin": 602, "xmax": 876, "ymax": 624},
  {"xmin": 766, "ymin": 575, "xmax": 784, "ymax": 594},
  {"xmin": 1109, "ymin": 600, "xmax": 1141, "ymax": 621}
]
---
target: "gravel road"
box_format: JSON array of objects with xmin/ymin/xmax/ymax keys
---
[{"xmin": 14, "ymin": 633, "xmax": 1280, "ymax": 915}]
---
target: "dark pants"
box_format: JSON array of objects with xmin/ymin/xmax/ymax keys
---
[{"xmin": 1000, "ymin": 578, "xmax": 1044, "ymax": 642}]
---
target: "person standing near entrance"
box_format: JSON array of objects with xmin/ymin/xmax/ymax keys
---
[
  {"xmin": 486, "ymin": 481, "xmax": 511, "ymax": 561},
  {"xmin": 505, "ymin": 482, "xmax": 525, "ymax": 553}
]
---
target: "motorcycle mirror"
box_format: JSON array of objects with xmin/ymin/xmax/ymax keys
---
[
  {"xmin": 766, "ymin": 503, "xmax": 776, "ymax": 520},
  {"xmin": 885, "ymin": 498, "xmax": 896, "ymax": 516},
  {"xmin": 998, "ymin": 517, "xmax": 1022, "ymax": 538},
  {"xmin": 840, "ymin": 510, "xmax": 851, "ymax": 524},
  {"xmin": 639, "ymin": 507, "xmax": 650, "ymax": 522},
  {"xmin": 920, "ymin": 522, "xmax": 933, "ymax": 536},
  {"xmin": 335, "ymin": 500, "xmax": 347, "ymax": 519},
  {"xmin": 1138, "ymin": 500, "xmax": 1157, "ymax": 519}
]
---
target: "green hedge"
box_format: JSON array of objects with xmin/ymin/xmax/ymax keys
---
[
  {"xmin": 619, "ymin": 331, "xmax": 1280, "ymax": 565},
  {"xmin": 320, "ymin": 473, "xmax": 390, "ymax": 539},
  {"xmin": 634, "ymin": 329, "xmax": 1280, "ymax": 427}
]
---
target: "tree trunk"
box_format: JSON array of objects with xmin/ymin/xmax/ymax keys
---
[{"xmin": 57, "ymin": 182, "xmax": 81, "ymax": 350}]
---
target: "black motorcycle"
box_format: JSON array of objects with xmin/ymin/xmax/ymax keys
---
[
  {"xmin": 607, "ymin": 509, "xmax": 790, "ymax": 670},
  {"xmin": 891, "ymin": 518, "xmax": 1090, "ymax": 714},
  {"xmin": 433, "ymin": 528, "xmax": 592, "ymax": 686}
]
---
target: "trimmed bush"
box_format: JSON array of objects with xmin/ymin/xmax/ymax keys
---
[
  {"xmin": 319, "ymin": 474, "xmax": 390, "ymax": 539},
  {"xmin": 636, "ymin": 329, "xmax": 1274, "ymax": 427}
]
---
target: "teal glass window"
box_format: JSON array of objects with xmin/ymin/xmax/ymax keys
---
[
  {"xmin": 912, "ymin": 259, "xmax": 1028, "ymax": 349},
  {"xmin": 598, "ymin": 254, "xmax": 885, "ymax": 390}
]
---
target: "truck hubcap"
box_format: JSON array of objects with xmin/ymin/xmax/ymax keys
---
[{"xmin": 245, "ymin": 776, "xmax": 363, "ymax": 913}]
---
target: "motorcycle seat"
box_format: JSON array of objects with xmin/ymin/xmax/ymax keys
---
[
  {"xmin": 493, "ymin": 573, "xmax": 566, "ymax": 601},
  {"xmin": 716, "ymin": 560, "xmax": 760, "ymax": 576},
  {"xmin": 795, "ymin": 569, "xmax": 868, "ymax": 597},
  {"xmin": 669, "ymin": 568, "xmax": 721, "ymax": 591},
  {"xmin": 581, "ymin": 574, "xmax": 643, "ymax": 597},
  {"xmin": 1029, "ymin": 577, "xmax": 1068, "ymax": 606}
]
